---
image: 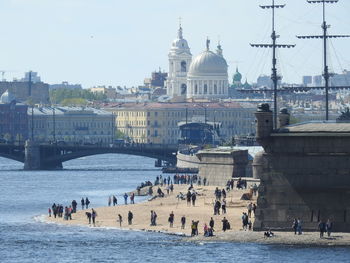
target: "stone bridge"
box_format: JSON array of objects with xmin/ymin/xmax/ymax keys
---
[{"xmin": 0, "ymin": 142, "xmax": 178, "ymax": 170}]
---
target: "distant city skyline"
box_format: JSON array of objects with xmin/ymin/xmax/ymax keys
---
[{"xmin": 0, "ymin": 0, "xmax": 349, "ymax": 88}]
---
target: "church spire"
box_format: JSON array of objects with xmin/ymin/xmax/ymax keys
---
[
  {"xmin": 216, "ymin": 40, "xmax": 223, "ymax": 56},
  {"xmin": 206, "ymin": 37, "xmax": 210, "ymax": 51},
  {"xmin": 178, "ymin": 17, "xmax": 183, "ymax": 39}
]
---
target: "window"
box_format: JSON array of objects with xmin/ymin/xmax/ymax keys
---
[
  {"xmin": 214, "ymin": 84, "xmax": 217, "ymax": 94},
  {"xmin": 181, "ymin": 61, "xmax": 187, "ymax": 72},
  {"xmin": 204, "ymin": 84, "xmax": 208, "ymax": 94},
  {"xmin": 181, "ymin": 84, "xmax": 187, "ymax": 95},
  {"xmin": 195, "ymin": 85, "xmax": 198, "ymax": 94}
]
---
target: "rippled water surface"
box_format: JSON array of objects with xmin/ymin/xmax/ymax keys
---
[{"xmin": 0, "ymin": 154, "xmax": 349, "ymax": 263}]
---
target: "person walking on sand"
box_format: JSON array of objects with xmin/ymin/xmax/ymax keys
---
[
  {"xmin": 124, "ymin": 193, "xmax": 128, "ymax": 205},
  {"xmin": 153, "ymin": 212, "xmax": 157, "ymax": 226},
  {"xmin": 168, "ymin": 211, "xmax": 174, "ymax": 228},
  {"xmin": 326, "ymin": 219, "xmax": 333, "ymax": 237},
  {"xmin": 128, "ymin": 211, "xmax": 133, "ymax": 225},
  {"xmin": 48, "ymin": 208, "xmax": 51, "ymax": 217},
  {"xmin": 292, "ymin": 218, "xmax": 298, "ymax": 235},
  {"xmin": 81, "ymin": 198, "xmax": 85, "ymax": 210},
  {"xmin": 108, "ymin": 196, "xmax": 112, "ymax": 207},
  {"xmin": 297, "ymin": 218, "xmax": 302, "ymax": 235},
  {"xmin": 85, "ymin": 197, "xmax": 90, "ymax": 209},
  {"xmin": 91, "ymin": 209, "xmax": 97, "ymax": 226},
  {"xmin": 318, "ymin": 221, "xmax": 326, "ymax": 238},
  {"xmin": 181, "ymin": 216, "xmax": 186, "ymax": 229},
  {"xmin": 118, "ymin": 214, "xmax": 123, "ymax": 227}
]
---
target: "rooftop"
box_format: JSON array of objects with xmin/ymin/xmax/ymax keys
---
[
  {"xmin": 275, "ymin": 121, "xmax": 350, "ymax": 135},
  {"xmin": 104, "ymin": 101, "xmax": 256, "ymax": 110}
]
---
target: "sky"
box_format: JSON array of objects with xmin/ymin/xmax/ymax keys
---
[{"xmin": 0, "ymin": 0, "xmax": 349, "ymax": 88}]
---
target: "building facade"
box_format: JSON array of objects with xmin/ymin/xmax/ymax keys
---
[
  {"xmin": 108, "ymin": 102, "xmax": 256, "ymax": 145},
  {"xmin": 29, "ymin": 107, "xmax": 114, "ymax": 144},
  {"xmin": 165, "ymin": 25, "xmax": 229, "ymax": 101},
  {"xmin": 0, "ymin": 90, "xmax": 28, "ymax": 143},
  {"xmin": 166, "ymin": 25, "xmax": 192, "ymax": 99}
]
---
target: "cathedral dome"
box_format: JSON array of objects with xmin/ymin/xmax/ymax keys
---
[
  {"xmin": 0, "ymin": 90, "xmax": 16, "ymax": 104},
  {"xmin": 233, "ymin": 68, "xmax": 242, "ymax": 82},
  {"xmin": 188, "ymin": 49, "xmax": 228, "ymax": 77}
]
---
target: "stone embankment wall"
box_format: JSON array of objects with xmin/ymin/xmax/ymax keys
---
[
  {"xmin": 196, "ymin": 149, "xmax": 248, "ymax": 186},
  {"xmin": 254, "ymin": 105, "xmax": 350, "ymax": 232},
  {"xmin": 176, "ymin": 152, "xmax": 200, "ymax": 169}
]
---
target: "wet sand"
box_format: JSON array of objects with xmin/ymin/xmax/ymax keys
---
[{"xmin": 46, "ymin": 184, "xmax": 350, "ymax": 246}]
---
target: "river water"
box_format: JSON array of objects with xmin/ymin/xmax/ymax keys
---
[{"xmin": 0, "ymin": 154, "xmax": 349, "ymax": 263}]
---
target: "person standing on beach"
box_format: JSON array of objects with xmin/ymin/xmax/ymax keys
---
[
  {"xmin": 128, "ymin": 211, "xmax": 133, "ymax": 225},
  {"xmin": 153, "ymin": 212, "xmax": 157, "ymax": 226},
  {"xmin": 186, "ymin": 191, "xmax": 191, "ymax": 206},
  {"xmin": 222, "ymin": 199, "xmax": 227, "ymax": 214},
  {"xmin": 191, "ymin": 192, "xmax": 196, "ymax": 206},
  {"xmin": 113, "ymin": 195, "xmax": 117, "ymax": 206},
  {"xmin": 124, "ymin": 193, "xmax": 128, "ymax": 205},
  {"xmin": 48, "ymin": 208, "xmax": 51, "ymax": 217},
  {"xmin": 85, "ymin": 197, "xmax": 90, "ymax": 209},
  {"xmin": 181, "ymin": 216, "xmax": 186, "ymax": 229},
  {"xmin": 91, "ymin": 208, "xmax": 97, "ymax": 226},
  {"xmin": 222, "ymin": 217, "xmax": 228, "ymax": 232},
  {"xmin": 71, "ymin": 200, "xmax": 77, "ymax": 213},
  {"xmin": 130, "ymin": 193, "xmax": 135, "ymax": 204},
  {"xmin": 209, "ymin": 217, "xmax": 214, "ymax": 230},
  {"xmin": 168, "ymin": 211, "xmax": 174, "ymax": 228},
  {"xmin": 81, "ymin": 198, "xmax": 85, "ymax": 210},
  {"xmin": 191, "ymin": 221, "xmax": 196, "ymax": 236},
  {"xmin": 108, "ymin": 196, "xmax": 112, "ymax": 207},
  {"xmin": 150, "ymin": 210, "xmax": 154, "ymax": 226},
  {"xmin": 118, "ymin": 214, "xmax": 123, "ymax": 227}
]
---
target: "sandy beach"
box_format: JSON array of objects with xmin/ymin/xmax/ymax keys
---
[{"xmin": 46, "ymin": 184, "xmax": 350, "ymax": 246}]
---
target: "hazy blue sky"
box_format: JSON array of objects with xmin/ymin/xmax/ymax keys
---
[{"xmin": 1, "ymin": 0, "xmax": 349, "ymax": 88}]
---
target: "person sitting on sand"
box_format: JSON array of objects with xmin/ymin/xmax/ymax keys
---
[
  {"xmin": 264, "ymin": 229, "xmax": 274, "ymax": 238},
  {"xmin": 204, "ymin": 223, "xmax": 209, "ymax": 237}
]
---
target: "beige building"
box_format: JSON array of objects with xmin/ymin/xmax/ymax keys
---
[
  {"xmin": 89, "ymin": 86, "xmax": 117, "ymax": 100},
  {"xmin": 106, "ymin": 102, "xmax": 256, "ymax": 145},
  {"xmin": 29, "ymin": 106, "xmax": 114, "ymax": 144}
]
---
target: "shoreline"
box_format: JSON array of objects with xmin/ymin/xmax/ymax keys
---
[{"xmin": 44, "ymin": 184, "xmax": 350, "ymax": 247}]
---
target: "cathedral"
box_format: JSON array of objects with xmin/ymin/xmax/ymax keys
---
[{"xmin": 166, "ymin": 25, "xmax": 229, "ymax": 101}]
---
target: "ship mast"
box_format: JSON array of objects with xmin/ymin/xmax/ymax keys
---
[
  {"xmin": 297, "ymin": 0, "xmax": 350, "ymax": 120},
  {"xmin": 251, "ymin": 0, "xmax": 295, "ymax": 129}
]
